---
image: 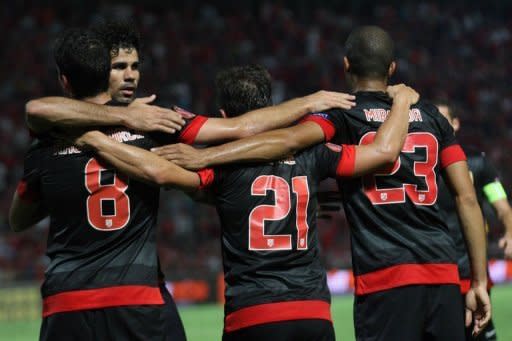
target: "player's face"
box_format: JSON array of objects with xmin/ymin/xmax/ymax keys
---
[{"xmin": 109, "ymin": 48, "xmax": 140, "ymax": 104}]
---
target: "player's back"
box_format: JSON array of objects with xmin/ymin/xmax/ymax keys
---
[
  {"xmin": 24, "ymin": 127, "xmax": 165, "ymax": 317},
  {"xmin": 201, "ymin": 144, "xmax": 342, "ymax": 332},
  {"xmin": 325, "ymin": 91, "xmax": 466, "ymax": 295}
]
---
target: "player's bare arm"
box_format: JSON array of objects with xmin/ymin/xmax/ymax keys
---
[
  {"xmin": 483, "ymin": 181, "xmax": 512, "ymax": 259},
  {"xmin": 191, "ymin": 90, "xmax": 356, "ymax": 144},
  {"xmin": 494, "ymin": 198, "xmax": 512, "ymax": 259},
  {"xmin": 25, "ymin": 95, "xmax": 189, "ymax": 134},
  {"xmin": 74, "ymin": 131, "xmax": 200, "ymax": 190},
  {"xmin": 443, "ymin": 161, "xmax": 491, "ymax": 336},
  {"xmin": 9, "ymin": 193, "xmax": 46, "ymax": 232},
  {"xmin": 153, "ymin": 84, "xmax": 418, "ymax": 172}
]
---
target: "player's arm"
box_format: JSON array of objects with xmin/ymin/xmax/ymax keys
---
[
  {"xmin": 153, "ymin": 84, "xmax": 418, "ymax": 171},
  {"xmin": 9, "ymin": 194, "xmax": 46, "ymax": 232},
  {"xmin": 9, "ymin": 144, "xmax": 46, "ymax": 232},
  {"xmin": 74, "ymin": 131, "xmax": 201, "ymax": 190},
  {"xmin": 25, "ymin": 95, "xmax": 188, "ymax": 134},
  {"xmin": 482, "ymin": 181, "xmax": 512, "ymax": 259},
  {"xmin": 443, "ymin": 161, "xmax": 491, "ymax": 335},
  {"xmin": 191, "ymin": 91, "xmax": 356, "ymax": 144}
]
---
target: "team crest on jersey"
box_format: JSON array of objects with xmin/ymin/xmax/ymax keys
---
[
  {"xmin": 380, "ymin": 193, "xmax": 388, "ymax": 201},
  {"xmin": 418, "ymin": 194, "xmax": 426, "ymax": 202},
  {"xmin": 267, "ymin": 239, "xmax": 274, "ymax": 247}
]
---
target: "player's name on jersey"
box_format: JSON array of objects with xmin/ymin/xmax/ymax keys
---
[
  {"xmin": 55, "ymin": 129, "xmax": 145, "ymax": 155},
  {"xmin": 364, "ymin": 108, "xmax": 423, "ymax": 123}
]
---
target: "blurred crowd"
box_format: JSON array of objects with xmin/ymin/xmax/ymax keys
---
[{"xmin": 0, "ymin": 1, "xmax": 510, "ymax": 283}]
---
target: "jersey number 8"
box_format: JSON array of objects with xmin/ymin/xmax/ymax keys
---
[{"xmin": 85, "ymin": 158, "xmax": 130, "ymax": 231}]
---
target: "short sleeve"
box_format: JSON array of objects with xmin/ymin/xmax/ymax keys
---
[
  {"xmin": 17, "ymin": 142, "xmax": 44, "ymax": 202},
  {"xmin": 479, "ymin": 154, "xmax": 499, "ymax": 185},
  {"xmin": 299, "ymin": 109, "xmax": 346, "ymax": 142},
  {"xmin": 197, "ymin": 167, "xmax": 225, "ymax": 190},
  {"xmin": 311, "ymin": 143, "xmax": 357, "ymax": 180},
  {"xmin": 478, "ymin": 155, "xmax": 507, "ymax": 203},
  {"xmin": 436, "ymin": 113, "xmax": 466, "ymax": 169},
  {"xmin": 148, "ymin": 115, "xmax": 209, "ymax": 146},
  {"xmin": 178, "ymin": 115, "xmax": 209, "ymax": 145}
]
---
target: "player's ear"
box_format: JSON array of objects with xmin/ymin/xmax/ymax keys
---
[
  {"xmin": 452, "ymin": 117, "xmax": 461, "ymax": 133},
  {"xmin": 388, "ymin": 61, "xmax": 396, "ymax": 78},
  {"xmin": 219, "ymin": 109, "xmax": 228, "ymax": 119},
  {"xmin": 58, "ymin": 74, "xmax": 72, "ymax": 96},
  {"xmin": 343, "ymin": 57, "xmax": 350, "ymax": 73}
]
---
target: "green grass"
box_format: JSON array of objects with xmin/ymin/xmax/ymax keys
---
[{"xmin": 2, "ymin": 285, "xmax": 512, "ymax": 340}]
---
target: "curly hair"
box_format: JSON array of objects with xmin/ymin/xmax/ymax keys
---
[
  {"xmin": 215, "ymin": 65, "xmax": 272, "ymax": 117},
  {"xmin": 53, "ymin": 28, "xmax": 110, "ymax": 99},
  {"xmin": 91, "ymin": 19, "xmax": 140, "ymax": 57}
]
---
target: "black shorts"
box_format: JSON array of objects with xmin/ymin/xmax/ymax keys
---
[
  {"xmin": 354, "ymin": 284, "xmax": 465, "ymax": 341},
  {"xmin": 160, "ymin": 283, "xmax": 187, "ymax": 341},
  {"xmin": 40, "ymin": 304, "xmax": 166, "ymax": 341},
  {"xmin": 222, "ymin": 319, "xmax": 335, "ymax": 341}
]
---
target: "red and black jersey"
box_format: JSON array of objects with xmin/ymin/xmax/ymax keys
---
[
  {"xmin": 438, "ymin": 146, "xmax": 499, "ymax": 293},
  {"xmin": 198, "ymin": 143, "xmax": 355, "ymax": 333},
  {"xmin": 303, "ymin": 91, "xmax": 467, "ymax": 296},
  {"xmin": 17, "ymin": 102, "xmax": 207, "ymax": 317}
]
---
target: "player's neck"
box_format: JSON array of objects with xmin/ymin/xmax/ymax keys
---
[
  {"xmin": 82, "ymin": 92, "xmax": 112, "ymax": 105},
  {"xmin": 352, "ymin": 78, "xmax": 387, "ymax": 93}
]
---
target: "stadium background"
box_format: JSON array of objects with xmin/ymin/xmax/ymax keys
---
[{"xmin": 0, "ymin": 1, "xmax": 511, "ymax": 340}]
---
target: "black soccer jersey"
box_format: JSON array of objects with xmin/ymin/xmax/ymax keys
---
[
  {"xmin": 437, "ymin": 146, "xmax": 500, "ymax": 293},
  {"xmin": 198, "ymin": 143, "xmax": 355, "ymax": 333},
  {"xmin": 17, "ymin": 103, "xmax": 208, "ymax": 317},
  {"xmin": 303, "ymin": 91, "xmax": 467, "ymax": 296}
]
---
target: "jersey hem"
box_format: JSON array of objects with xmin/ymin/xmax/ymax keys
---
[
  {"xmin": 224, "ymin": 299, "xmax": 331, "ymax": 333},
  {"xmin": 355, "ymin": 263, "xmax": 460, "ymax": 295},
  {"xmin": 42, "ymin": 285, "xmax": 164, "ymax": 317}
]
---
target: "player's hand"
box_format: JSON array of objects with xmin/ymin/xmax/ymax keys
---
[
  {"xmin": 499, "ymin": 233, "xmax": 512, "ymax": 259},
  {"xmin": 125, "ymin": 95, "xmax": 188, "ymax": 134},
  {"xmin": 151, "ymin": 143, "xmax": 207, "ymax": 170},
  {"xmin": 386, "ymin": 84, "xmax": 420, "ymax": 105},
  {"xmin": 465, "ymin": 284, "xmax": 491, "ymax": 337},
  {"xmin": 304, "ymin": 91, "xmax": 356, "ymax": 112}
]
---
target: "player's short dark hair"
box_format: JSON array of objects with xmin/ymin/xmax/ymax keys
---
[
  {"xmin": 434, "ymin": 99, "xmax": 458, "ymax": 120},
  {"xmin": 215, "ymin": 65, "xmax": 272, "ymax": 117},
  {"xmin": 345, "ymin": 26, "xmax": 395, "ymax": 79},
  {"xmin": 91, "ymin": 19, "xmax": 140, "ymax": 57},
  {"xmin": 53, "ymin": 28, "xmax": 110, "ymax": 99}
]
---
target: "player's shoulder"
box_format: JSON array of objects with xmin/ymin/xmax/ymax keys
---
[{"xmin": 414, "ymin": 99, "xmax": 443, "ymax": 119}]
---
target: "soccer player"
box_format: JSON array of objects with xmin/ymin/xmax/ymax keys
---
[
  {"xmin": 153, "ymin": 26, "xmax": 491, "ymax": 339},
  {"xmin": 20, "ymin": 21, "xmax": 191, "ymax": 341},
  {"xmin": 65, "ymin": 64, "xmax": 418, "ymax": 340},
  {"xmin": 9, "ymin": 28, "xmax": 186, "ymax": 341},
  {"xmin": 436, "ymin": 101, "xmax": 512, "ymax": 341}
]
